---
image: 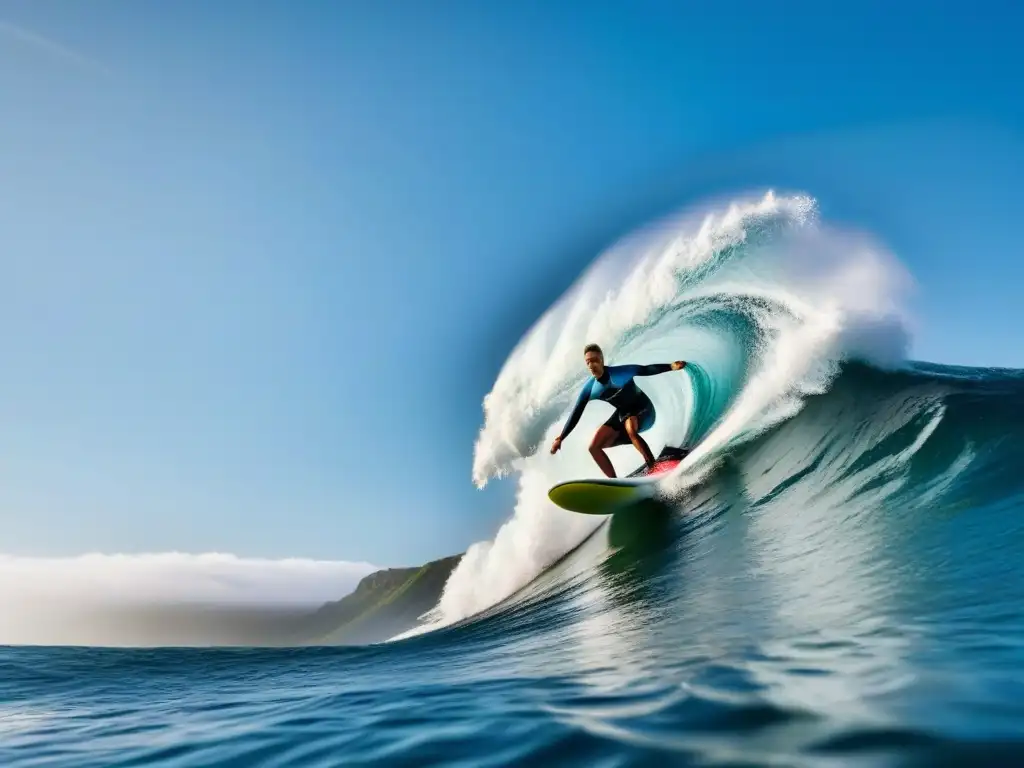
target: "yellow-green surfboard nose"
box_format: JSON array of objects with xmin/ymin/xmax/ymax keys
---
[{"xmin": 547, "ymin": 479, "xmax": 650, "ymax": 515}]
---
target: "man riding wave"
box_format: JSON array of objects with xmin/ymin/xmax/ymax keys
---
[{"xmin": 550, "ymin": 343, "xmax": 687, "ymax": 478}]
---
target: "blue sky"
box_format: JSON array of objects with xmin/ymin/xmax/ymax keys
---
[{"xmin": 1, "ymin": 0, "xmax": 1021, "ymax": 568}]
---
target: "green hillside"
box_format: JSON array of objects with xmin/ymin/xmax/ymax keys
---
[{"xmin": 299, "ymin": 553, "xmax": 463, "ymax": 645}]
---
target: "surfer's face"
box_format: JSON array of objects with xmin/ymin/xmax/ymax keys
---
[{"xmin": 585, "ymin": 351, "xmax": 604, "ymax": 377}]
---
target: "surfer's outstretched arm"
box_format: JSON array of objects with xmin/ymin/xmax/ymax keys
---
[
  {"xmin": 620, "ymin": 361, "xmax": 687, "ymax": 377},
  {"xmin": 551, "ymin": 380, "xmax": 593, "ymax": 453}
]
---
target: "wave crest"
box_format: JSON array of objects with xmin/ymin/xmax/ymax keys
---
[{"xmin": 437, "ymin": 189, "xmax": 915, "ymax": 628}]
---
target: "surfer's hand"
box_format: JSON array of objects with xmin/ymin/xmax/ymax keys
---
[
  {"xmin": 550, "ymin": 437, "xmax": 562, "ymax": 454},
  {"xmin": 671, "ymin": 360, "xmax": 687, "ymax": 370}
]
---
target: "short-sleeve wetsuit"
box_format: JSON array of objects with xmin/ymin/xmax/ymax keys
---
[{"xmin": 557, "ymin": 363, "xmax": 675, "ymax": 446}]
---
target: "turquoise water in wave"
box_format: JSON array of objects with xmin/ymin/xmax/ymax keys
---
[{"xmin": 4, "ymin": 361, "xmax": 1024, "ymax": 766}]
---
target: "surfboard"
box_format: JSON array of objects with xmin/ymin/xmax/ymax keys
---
[{"xmin": 547, "ymin": 446, "xmax": 687, "ymax": 515}]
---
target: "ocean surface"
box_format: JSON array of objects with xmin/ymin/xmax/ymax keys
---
[{"xmin": 5, "ymin": 193, "xmax": 1024, "ymax": 766}]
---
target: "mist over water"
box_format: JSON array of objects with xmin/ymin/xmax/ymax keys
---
[{"xmin": 0, "ymin": 552, "xmax": 374, "ymax": 646}]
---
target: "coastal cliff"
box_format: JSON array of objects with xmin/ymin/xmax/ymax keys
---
[{"xmin": 300, "ymin": 553, "xmax": 463, "ymax": 645}]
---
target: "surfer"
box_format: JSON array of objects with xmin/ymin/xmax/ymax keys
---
[{"xmin": 550, "ymin": 343, "xmax": 687, "ymax": 478}]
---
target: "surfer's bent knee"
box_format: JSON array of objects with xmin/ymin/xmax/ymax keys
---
[{"xmin": 589, "ymin": 427, "xmax": 612, "ymax": 452}]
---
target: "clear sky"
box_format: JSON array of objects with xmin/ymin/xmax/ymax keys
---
[{"xmin": 1, "ymin": 0, "xmax": 1021, "ymax": 568}]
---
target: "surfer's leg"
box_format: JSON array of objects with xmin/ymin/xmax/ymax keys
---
[
  {"xmin": 588, "ymin": 425, "xmax": 619, "ymax": 478},
  {"xmin": 624, "ymin": 415, "xmax": 656, "ymax": 468}
]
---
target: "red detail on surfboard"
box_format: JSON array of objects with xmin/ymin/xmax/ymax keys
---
[
  {"xmin": 644, "ymin": 458, "xmax": 681, "ymax": 477},
  {"xmin": 624, "ymin": 448, "xmax": 688, "ymax": 479}
]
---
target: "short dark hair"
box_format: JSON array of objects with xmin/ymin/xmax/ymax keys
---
[{"xmin": 583, "ymin": 343, "xmax": 603, "ymax": 357}]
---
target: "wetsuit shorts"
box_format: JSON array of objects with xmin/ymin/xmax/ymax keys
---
[{"xmin": 603, "ymin": 391, "xmax": 656, "ymax": 445}]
